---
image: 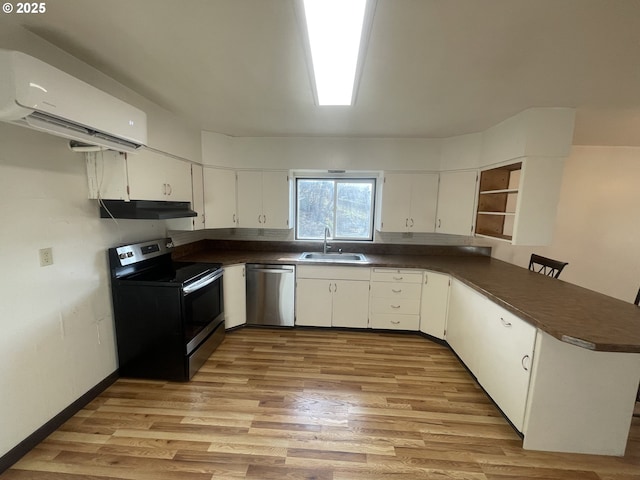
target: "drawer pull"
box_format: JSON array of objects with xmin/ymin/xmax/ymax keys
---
[
  {"xmin": 393, "ymin": 276, "xmax": 403, "ymax": 281},
  {"xmin": 522, "ymin": 354, "xmax": 531, "ymax": 371},
  {"xmin": 391, "ymin": 320, "xmax": 400, "ymax": 325},
  {"xmin": 390, "ymin": 305, "xmax": 401, "ymax": 309},
  {"xmin": 392, "ymin": 289, "xmax": 402, "ymax": 293},
  {"xmin": 500, "ymin": 317, "xmax": 512, "ymax": 327}
]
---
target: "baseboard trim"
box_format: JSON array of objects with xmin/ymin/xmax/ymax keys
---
[{"xmin": 0, "ymin": 370, "xmax": 119, "ymax": 474}]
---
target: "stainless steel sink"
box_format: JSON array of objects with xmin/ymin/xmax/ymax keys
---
[{"xmin": 298, "ymin": 252, "xmax": 367, "ymax": 262}]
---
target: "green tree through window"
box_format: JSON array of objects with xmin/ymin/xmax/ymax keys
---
[{"xmin": 296, "ymin": 178, "xmax": 375, "ymax": 240}]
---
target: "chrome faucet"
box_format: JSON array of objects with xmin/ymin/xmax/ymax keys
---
[{"xmin": 323, "ymin": 226, "xmax": 331, "ymax": 254}]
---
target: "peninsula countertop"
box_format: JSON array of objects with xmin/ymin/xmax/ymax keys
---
[{"xmin": 176, "ymin": 241, "xmax": 640, "ymax": 354}]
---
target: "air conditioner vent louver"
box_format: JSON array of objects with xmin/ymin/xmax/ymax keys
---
[{"xmin": 29, "ymin": 111, "xmax": 91, "ymax": 135}]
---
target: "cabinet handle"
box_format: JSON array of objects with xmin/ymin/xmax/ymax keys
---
[
  {"xmin": 392, "ymin": 289, "xmax": 402, "ymax": 293},
  {"xmin": 263, "ymin": 214, "xmax": 267, "ymax": 224},
  {"xmin": 438, "ymin": 218, "xmax": 441, "ymax": 228},
  {"xmin": 393, "ymin": 276, "xmax": 403, "ymax": 281},
  {"xmin": 242, "ymin": 267, "xmax": 245, "ymax": 277},
  {"xmin": 329, "ymin": 283, "xmax": 332, "ymax": 293},
  {"xmin": 334, "ymin": 283, "xmax": 337, "ymax": 292},
  {"xmin": 391, "ymin": 320, "xmax": 400, "ymax": 325},
  {"xmin": 405, "ymin": 218, "xmax": 409, "ymax": 227},
  {"xmin": 390, "ymin": 304, "xmax": 401, "ymax": 309},
  {"xmin": 410, "ymin": 218, "xmax": 414, "ymax": 227},
  {"xmin": 162, "ymin": 183, "xmax": 167, "ymax": 195},
  {"xmin": 233, "ymin": 213, "xmax": 236, "ymax": 223},
  {"xmin": 522, "ymin": 354, "xmax": 531, "ymax": 371},
  {"xmin": 258, "ymin": 214, "xmax": 262, "ymax": 224},
  {"xmin": 167, "ymin": 183, "xmax": 172, "ymax": 195},
  {"xmin": 500, "ymin": 317, "xmax": 512, "ymax": 327}
]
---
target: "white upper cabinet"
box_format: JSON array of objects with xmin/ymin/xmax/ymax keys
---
[
  {"xmin": 474, "ymin": 158, "xmax": 565, "ymax": 245},
  {"xmin": 190, "ymin": 163, "xmax": 205, "ymax": 230},
  {"xmin": 86, "ymin": 149, "xmax": 192, "ymax": 203},
  {"xmin": 126, "ymin": 150, "xmax": 192, "ymax": 202},
  {"xmin": 166, "ymin": 163, "xmax": 206, "ymax": 231},
  {"xmin": 236, "ymin": 170, "xmax": 290, "ymax": 229},
  {"xmin": 377, "ymin": 173, "xmax": 438, "ymax": 232},
  {"xmin": 435, "ymin": 170, "xmax": 478, "ymax": 236},
  {"xmin": 204, "ymin": 167, "xmax": 237, "ymax": 229}
]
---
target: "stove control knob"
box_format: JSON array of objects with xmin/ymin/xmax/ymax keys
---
[
  {"xmin": 118, "ymin": 253, "xmax": 127, "ymax": 260},
  {"xmin": 126, "ymin": 252, "xmax": 134, "ymax": 257}
]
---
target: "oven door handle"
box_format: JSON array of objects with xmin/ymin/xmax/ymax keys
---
[{"xmin": 182, "ymin": 269, "xmax": 224, "ymax": 295}]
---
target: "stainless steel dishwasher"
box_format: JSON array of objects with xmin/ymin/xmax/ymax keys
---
[{"xmin": 246, "ymin": 264, "xmax": 295, "ymax": 326}]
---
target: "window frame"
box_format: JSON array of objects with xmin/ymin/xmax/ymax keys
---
[{"xmin": 294, "ymin": 173, "xmax": 378, "ymax": 242}]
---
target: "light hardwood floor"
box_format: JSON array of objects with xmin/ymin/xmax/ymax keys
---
[{"xmin": 3, "ymin": 328, "xmax": 639, "ymax": 479}]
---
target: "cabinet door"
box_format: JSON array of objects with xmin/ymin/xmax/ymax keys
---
[
  {"xmin": 420, "ymin": 271, "xmax": 450, "ymax": 339},
  {"xmin": 163, "ymin": 158, "xmax": 192, "ymax": 202},
  {"xmin": 436, "ymin": 170, "xmax": 478, "ymax": 236},
  {"xmin": 378, "ymin": 173, "xmax": 410, "ymax": 232},
  {"xmin": 480, "ymin": 304, "xmax": 536, "ymax": 431},
  {"xmin": 127, "ymin": 150, "xmax": 169, "ymax": 201},
  {"xmin": 409, "ymin": 174, "xmax": 439, "ymax": 232},
  {"xmin": 295, "ymin": 279, "xmax": 332, "ymax": 327},
  {"xmin": 236, "ymin": 170, "xmax": 263, "ymax": 228},
  {"xmin": 446, "ymin": 279, "xmax": 486, "ymax": 377},
  {"xmin": 191, "ymin": 164, "xmax": 205, "ymax": 230},
  {"xmin": 204, "ymin": 168, "xmax": 237, "ymax": 228},
  {"xmin": 223, "ymin": 264, "xmax": 247, "ymax": 329},
  {"xmin": 332, "ymin": 280, "xmax": 370, "ymax": 328},
  {"xmin": 261, "ymin": 171, "xmax": 290, "ymax": 229}
]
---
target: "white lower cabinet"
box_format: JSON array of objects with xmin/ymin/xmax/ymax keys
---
[
  {"xmin": 370, "ymin": 268, "xmax": 422, "ymax": 330},
  {"xmin": 419, "ymin": 271, "xmax": 450, "ymax": 339},
  {"xmin": 295, "ymin": 266, "xmax": 370, "ymax": 328},
  {"xmin": 447, "ymin": 278, "xmax": 535, "ymax": 432},
  {"xmin": 446, "ymin": 279, "xmax": 487, "ymax": 378},
  {"xmin": 480, "ymin": 302, "xmax": 536, "ymax": 432},
  {"xmin": 223, "ymin": 264, "xmax": 246, "ymax": 329}
]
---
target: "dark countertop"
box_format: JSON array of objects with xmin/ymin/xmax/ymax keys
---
[{"xmin": 177, "ymin": 242, "xmax": 640, "ymax": 353}]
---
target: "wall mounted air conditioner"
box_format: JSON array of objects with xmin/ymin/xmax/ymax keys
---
[{"xmin": 0, "ymin": 49, "xmax": 147, "ymax": 153}]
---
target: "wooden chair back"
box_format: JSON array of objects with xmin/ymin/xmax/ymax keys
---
[{"xmin": 528, "ymin": 254, "xmax": 568, "ymax": 279}]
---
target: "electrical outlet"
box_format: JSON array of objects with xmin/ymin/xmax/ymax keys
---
[{"xmin": 39, "ymin": 247, "xmax": 53, "ymax": 267}]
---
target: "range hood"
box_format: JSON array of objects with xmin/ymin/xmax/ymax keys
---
[{"xmin": 99, "ymin": 200, "xmax": 197, "ymax": 220}]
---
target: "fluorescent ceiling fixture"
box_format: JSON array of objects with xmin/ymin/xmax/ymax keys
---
[{"xmin": 302, "ymin": 0, "xmax": 368, "ymax": 106}]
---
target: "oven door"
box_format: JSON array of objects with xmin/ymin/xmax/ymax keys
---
[{"xmin": 183, "ymin": 268, "xmax": 225, "ymax": 356}]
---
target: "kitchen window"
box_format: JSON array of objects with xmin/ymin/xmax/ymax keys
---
[{"xmin": 296, "ymin": 177, "xmax": 376, "ymax": 241}]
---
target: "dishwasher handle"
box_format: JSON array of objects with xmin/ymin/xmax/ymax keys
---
[{"xmin": 247, "ymin": 265, "xmax": 295, "ymax": 274}]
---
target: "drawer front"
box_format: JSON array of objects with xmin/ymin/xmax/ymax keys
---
[
  {"xmin": 371, "ymin": 297, "xmax": 421, "ymax": 315},
  {"xmin": 370, "ymin": 282, "xmax": 422, "ymax": 299},
  {"xmin": 370, "ymin": 314, "xmax": 420, "ymax": 331},
  {"xmin": 371, "ymin": 268, "xmax": 423, "ymax": 283},
  {"xmin": 297, "ymin": 265, "xmax": 370, "ymax": 281}
]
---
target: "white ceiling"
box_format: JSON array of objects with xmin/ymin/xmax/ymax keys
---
[{"xmin": 2, "ymin": 0, "xmax": 640, "ymax": 145}]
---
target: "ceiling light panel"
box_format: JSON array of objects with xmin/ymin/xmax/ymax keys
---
[{"xmin": 302, "ymin": 0, "xmax": 368, "ymax": 106}]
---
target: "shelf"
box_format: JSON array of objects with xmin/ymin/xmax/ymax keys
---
[
  {"xmin": 476, "ymin": 232, "xmax": 513, "ymax": 242},
  {"xmin": 475, "ymin": 162, "xmax": 521, "ymax": 241},
  {"xmin": 479, "ymin": 188, "xmax": 519, "ymax": 195}
]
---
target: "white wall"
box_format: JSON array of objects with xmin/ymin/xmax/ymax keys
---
[
  {"xmin": 0, "ymin": 123, "xmax": 165, "ymax": 457},
  {"xmin": 202, "ymin": 132, "xmax": 442, "ymax": 171},
  {"xmin": 0, "ymin": 24, "xmax": 203, "ymax": 459},
  {"xmin": 487, "ymin": 145, "xmax": 640, "ymax": 303}
]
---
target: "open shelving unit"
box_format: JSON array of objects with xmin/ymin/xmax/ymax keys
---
[{"xmin": 475, "ymin": 162, "xmax": 522, "ymax": 241}]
